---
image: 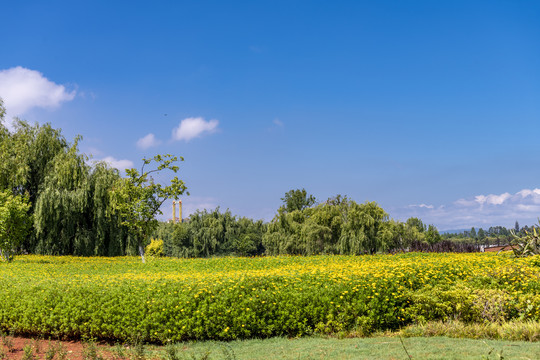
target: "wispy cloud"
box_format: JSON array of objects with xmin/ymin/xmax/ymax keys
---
[
  {"xmin": 0, "ymin": 67, "xmax": 76, "ymax": 122},
  {"xmin": 273, "ymin": 118, "xmax": 284, "ymax": 127},
  {"xmin": 136, "ymin": 133, "xmax": 161, "ymax": 149},
  {"xmin": 397, "ymin": 188, "xmax": 540, "ymax": 230},
  {"xmin": 172, "ymin": 117, "xmax": 219, "ymax": 142},
  {"xmin": 98, "ymin": 156, "xmax": 134, "ymax": 171},
  {"xmin": 408, "ymin": 203, "xmax": 434, "ymax": 209}
]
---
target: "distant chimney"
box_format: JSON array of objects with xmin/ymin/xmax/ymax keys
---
[{"xmin": 172, "ymin": 200, "xmax": 176, "ymax": 224}]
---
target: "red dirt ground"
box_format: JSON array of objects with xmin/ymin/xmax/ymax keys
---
[{"xmin": 0, "ymin": 336, "xmax": 133, "ymax": 360}]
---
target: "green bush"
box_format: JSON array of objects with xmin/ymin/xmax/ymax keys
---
[{"xmin": 145, "ymin": 238, "xmax": 164, "ymax": 257}]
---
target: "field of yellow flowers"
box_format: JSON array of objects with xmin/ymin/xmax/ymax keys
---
[{"xmin": 0, "ymin": 253, "xmax": 539, "ymax": 343}]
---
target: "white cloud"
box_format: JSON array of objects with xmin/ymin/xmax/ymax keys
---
[
  {"xmin": 517, "ymin": 188, "xmax": 540, "ymax": 199},
  {"xmin": 0, "ymin": 67, "xmax": 76, "ymax": 119},
  {"xmin": 454, "ymin": 198, "xmax": 476, "ymax": 207},
  {"xmin": 394, "ymin": 188, "xmax": 540, "ymax": 230},
  {"xmin": 273, "ymin": 118, "xmax": 284, "ymax": 127},
  {"xmin": 409, "ymin": 203, "xmax": 434, "ymax": 209},
  {"xmin": 475, "ymin": 193, "xmax": 511, "ymax": 205},
  {"xmin": 136, "ymin": 133, "xmax": 161, "ymax": 149},
  {"xmin": 99, "ymin": 156, "xmax": 134, "ymax": 171},
  {"xmin": 172, "ymin": 117, "xmax": 219, "ymax": 141}
]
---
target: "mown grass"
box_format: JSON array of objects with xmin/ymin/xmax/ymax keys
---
[{"xmin": 153, "ymin": 336, "xmax": 540, "ymax": 360}]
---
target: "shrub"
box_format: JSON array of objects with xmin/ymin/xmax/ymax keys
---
[
  {"xmin": 1, "ymin": 253, "xmax": 539, "ymax": 343},
  {"xmin": 510, "ymin": 226, "xmax": 540, "ymax": 257},
  {"xmin": 145, "ymin": 238, "xmax": 164, "ymax": 257}
]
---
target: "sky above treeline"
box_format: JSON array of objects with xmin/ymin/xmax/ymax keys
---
[{"xmin": 1, "ymin": 0, "xmax": 540, "ymax": 230}]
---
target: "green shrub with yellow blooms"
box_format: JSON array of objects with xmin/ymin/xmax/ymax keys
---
[
  {"xmin": 0, "ymin": 253, "xmax": 539, "ymax": 343},
  {"xmin": 145, "ymin": 239, "xmax": 164, "ymax": 257}
]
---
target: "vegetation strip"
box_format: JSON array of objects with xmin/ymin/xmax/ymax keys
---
[{"xmin": 0, "ymin": 253, "xmax": 539, "ymax": 343}]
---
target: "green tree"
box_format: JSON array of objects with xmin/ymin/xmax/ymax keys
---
[
  {"xmin": 0, "ymin": 119, "xmax": 68, "ymax": 203},
  {"xmin": 406, "ymin": 217, "xmax": 426, "ymax": 233},
  {"xmin": 280, "ymin": 188, "xmax": 316, "ymax": 213},
  {"xmin": 0, "ymin": 115, "xmax": 132, "ymax": 256},
  {"xmin": 33, "ymin": 142, "xmax": 130, "ymax": 256},
  {"xmin": 264, "ymin": 197, "xmax": 393, "ymax": 256},
  {"xmin": 425, "ymin": 224, "xmax": 441, "ymax": 245},
  {"xmin": 477, "ymin": 228, "xmax": 486, "ymax": 241},
  {"xmin": 110, "ymin": 154, "xmax": 188, "ymax": 262},
  {"xmin": 0, "ymin": 190, "xmax": 31, "ymax": 262}
]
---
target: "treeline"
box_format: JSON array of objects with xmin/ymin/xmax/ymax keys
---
[
  {"xmin": 153, "ymin": 192, "xmax": 471, "ymax": 258},
  {"xmin": 442, "ymin": 221, "xmax": 531, "ymax": 246},
  {"xmin": 155, "ymin": 209, "xmax": 266, "ymax": 257},
  {"xmin": 1, "ymin": 105, "xmax": 475, "ymax": 258},
  {"xmin": 0, "ymin": 109, "xmax": 136, "ymax": 256}
]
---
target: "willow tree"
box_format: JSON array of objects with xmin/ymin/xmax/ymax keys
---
[
  {"xmin": 89, "ymin": 162, "xmax": 133, "ymax": 256},
  {"xmin": 111, "ymin": 154, "xmax": 188, "ymax": 262},
  {"xmin": 264, "ymin": 196, "xmax": 397, "ymax": 255},
  {"xmin": 33, "ymin": 137, "xmax": 131, "ymax": 256},
  {"xmin": 0, "ymin": 118, "xmax": 68, "ymax": 203},
  {"xmin": 0, "ymin": 115, "xmax": 71, "ymax": 253},
  {"xmin": 0, "ymin": 190, "xmax": 31, "ymax": 262}
]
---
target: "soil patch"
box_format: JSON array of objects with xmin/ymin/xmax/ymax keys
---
[{"xmin": 0, "ymin": 336, "xmax": 131, "ymax": 360}]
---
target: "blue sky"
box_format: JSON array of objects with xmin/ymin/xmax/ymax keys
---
[{"xmin": 1, "ymin": 0, "xmax": 540, "ymax": 230}]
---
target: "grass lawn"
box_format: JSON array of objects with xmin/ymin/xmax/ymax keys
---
[{"xmin": 161, "ymin": 336, "xmax": 540, "ymax": 360}]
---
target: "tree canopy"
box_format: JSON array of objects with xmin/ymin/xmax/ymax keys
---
[
  {"xmin": 0, "ymin": 114, "xmax": 134, "ymax": 256},
  {"xmin": 0, "ymin": 190, "xmax": 31, "ymax": 262},
  {"xmin": 280, "ymin": 188, "xmax": 316, "ymax": 213},
  {"xmin": 110, "ymin": 154, "xmax": 188, "ymax": 262}
]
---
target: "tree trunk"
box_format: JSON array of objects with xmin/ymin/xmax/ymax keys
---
[{"xmin": 139, "ymin": 244, "xmax": 146, "ymax": 263}]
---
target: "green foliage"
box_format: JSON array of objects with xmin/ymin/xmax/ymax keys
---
[
  {"xmin": 159, "ymin": 208, "xmax": 266, "ymax": 258},
  {"xmin": 110, "ymin": 154, "xmax": 188, "ymax": 262},
  {"xmin": 82, "ymin": 341, "xmax": 104, "ymax": 360},
  {"xmin": 264, "ymin": 197, "xmax": 415, "ymax": 255},
  {"xmin": 0, "ymin": 120, "xmax": 68, "ymax": 207},
  {"xmin": 33, "ymin": 148, "xmax": 133, "ymax": 256},
  {"xmin": 509, "ymin": 225, "xmax": 540, "ymax": 257},
  {"xmin": 280, "ymin": 188, "xmax": 316, "ymax": 213},
  {"xmin": 0, "ymin": 98, "xmax": 5, "ymax": 122},
  {"xmin": 0, "ymin": 253, "xmax": 539, "ymax": 343},
  {"xmin": 406, "ymin": 217, "xmax": 426, "ymax": 233},
  {"xmin": 45, "ymin": 341, "xmax": 57, "ymax": 360},
  {"xmin": 0, "ymin": 118, "xmax": 133, "ymax": 257},
  {"xmin": 0, "ymin": 190, "xmax": 31, "ymax": 262},
  {"xmin": 146, "ymin": 238, "xmax": 164, "ymax": 257},
  {"xmin": 425, "ymin": 225, "xmax": 441, "ymax": 245},
  {"xmin": 22, "ymin": 344, "xmax": 35, "ymax": 360}
]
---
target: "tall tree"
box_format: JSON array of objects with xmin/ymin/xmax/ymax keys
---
[
  {"xmin": 280, "ymin": 188, "xmax": 316, "ymax": 213},
  {"xmin": 406, "ymin": 217, "xmax": 426, "ymax": 233},
  {"xmin": 477, "ymin": 228, "xmax": 486, "ymax": 241},
  {"xmin": 110, "ymin": 154, "xmax": 188, "ymax": 262},
  {"xmin": 425, "ymin": 224, "xmax": 441, "ymax": 245}
]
